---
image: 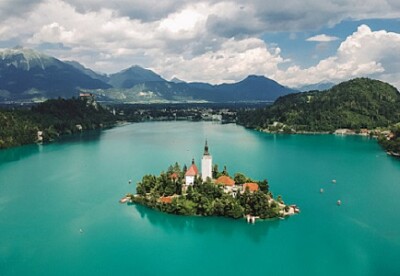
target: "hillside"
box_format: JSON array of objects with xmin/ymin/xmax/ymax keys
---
[
  {"xmin": 0, "ymin": 98, "xmax": 117, "ymax": 149},
  {"xmin": 237, "ymin": 78, "xmax": 400, "ymax": 132}
]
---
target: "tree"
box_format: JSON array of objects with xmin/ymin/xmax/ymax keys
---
[
  {"xmin": 234, "ymin": 173, "xmax": 247, "ymax": 184},
  {"xmin": 258, "ymin": 179, "xmax": 269, "ymax": 194},
  {"xmin": 212, "ymin": 164, "xmax": 219, "ymax": 179},
  {"xmin": 173, "ymin": 162, "xmax": 181, "ymax": 173}
]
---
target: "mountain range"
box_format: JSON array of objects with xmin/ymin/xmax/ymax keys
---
[{"xmin": 0, "ymin": 47, "xmax": 297, "ymax": 103}]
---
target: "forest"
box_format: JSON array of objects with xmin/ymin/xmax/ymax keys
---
[
  {"xmin": 237, "ymin": 78, "xmax": 400, "ymax": 132},
  {"xmin": 0, "ymin": 97, "xmax": 117, "ymax": 149}
]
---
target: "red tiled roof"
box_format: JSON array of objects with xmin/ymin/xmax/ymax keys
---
[
  {"xmin": 185, "ymin": 164, "xmax": 198, "ymax": 176},
  {"xmin": 159, "ymin": 196, "xmax": 173, "ymax": 204},
  {"xmin": 243, "ymin": 183, "xmax": 259, "ymax": 192},
  {"xmin": 170, "ymin": 173, "xmax": 179, "ymax": 179},
  {"xmin": 215, "ymin": 175, "xmax": 235, "ymax": 186}
]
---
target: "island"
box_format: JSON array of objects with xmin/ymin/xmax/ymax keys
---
[{"xmin": 122, "ymin": 141, "xmax": 299, "ymax": 222}]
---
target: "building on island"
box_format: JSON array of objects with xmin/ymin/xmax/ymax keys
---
[
  {"xmin": 215, "ymin": 175, "xmax": 236, "ymax": 193},
  {"xmin": 183, "ymin": 141, "xmax": 251, "ymax": 198},
  {"xmin": 201, "ymin": 140, "xmax": 212, "ymax": 181},
  {"xmin": 242, "ymin": 183, "xmax": 259, "ymax": 193},
  {"xmin": 185, "ymin": 159, "xmax": 198, "ymax": 185}
]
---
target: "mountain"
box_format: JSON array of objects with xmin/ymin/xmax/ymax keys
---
[
  {"xmin": 0, "ymin": 47, "xmax": 111, "ymax": 102},
  {"xmin": 237, "ymin": 78, "xmax": 400, "ymax": 131},
  {"xmin": 108, "ymin": 65, "xmax": 166, "ymax": 89},
  {"xmin": 64, "ymin": 60, "xmax": 109, "ymax": 83},
  {"xmin": 296, "ymin": 82, "xmax": 335, "ymax": 92},
  {"xmin": 170, "ymin": 77, "xmax": 185, "ymax": 83},
  {"xmin": 212, "ymin": 75, "xmax": 296, "ymax": 102},
  {"xmin": 96, "ymin": 75, "xmax": 296, "ymax": 103},
  {"xmin": 0, "ymin": 48, "xmax": 296, "ymax": 103}
]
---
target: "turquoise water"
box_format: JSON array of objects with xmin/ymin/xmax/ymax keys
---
[{"xmin": 1, "ymin": 121, "xmax": 400, "ymax": 276}]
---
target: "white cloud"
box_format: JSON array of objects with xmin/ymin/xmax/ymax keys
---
[
  {"xmin": 274, "ymin": 25, "xmax": 400, "ymax": 89},
  {"xmin": 306, "ymin": 34, "xmax": 339, "ymax": 42},
  {"xmin": 0, "ymin": 0, "xmax": 399, "ymax": 90},
  {"xmin": 153, "ymin": 37, "xmax": 285, "ymax": 84}
]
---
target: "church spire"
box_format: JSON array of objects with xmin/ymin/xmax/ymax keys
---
[{"xmin": 203, "ymin": 140, "xmax": 210, "ymax": 155}]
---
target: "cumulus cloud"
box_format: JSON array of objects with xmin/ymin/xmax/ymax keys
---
[
  {"xmin": 306, "ymin": 34, "xmax": 339, "ymax": 42},
  {"xmin": 0, "ymin": 0, "xmax": 399, "ymax": 89},
  {"xmin": 274, "ymin": 25, "xmax": 400, "ymax": 88},
  {"xmin": 153, "ymin": 38, "xmax": 285, "ymax": 84}
]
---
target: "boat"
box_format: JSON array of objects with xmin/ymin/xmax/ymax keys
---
[
  {"xmin": 320, "ymin": 188, "xmax": 324, "ymax": 193},
  {"xmin": 332, "ymin": 179, "xmax": 337, "ymax": 183},
  {"xmin": 337, "ymin": 200, "xmax": 341, "ymax": 206},
  {"xmin": 119, "ymin": 196, "xmax": 130, "ymax": 203},
  {"xmin": 79, "ymin": 228, "xmax": 83, "ymax": 234}
]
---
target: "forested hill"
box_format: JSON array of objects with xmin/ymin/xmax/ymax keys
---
[
  {"xmin": 237, "ymin": 78, "xmax": 400, "ymax": 132},
  {"xmin": 0, "ymin": 98, "xmax": 117, "ymax": 149}
]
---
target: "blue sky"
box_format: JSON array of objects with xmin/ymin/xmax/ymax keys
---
[
  {"xmin": 0, "ymin": 0, "xmax": 400, "ymax": 88},
  {"xmin": 266, "ymin": 18, "xmax": 400, "ymax": 69}
]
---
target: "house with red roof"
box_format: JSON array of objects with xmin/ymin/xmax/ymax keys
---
[
  {"xmin": 242, "ymin": 183, "xmax": 259, "ymax": 193},
  {"xmin": 159, "ymin": 196, "xmax": 174, "ymax": 204},
  {"xmin": 185, "ymin": 159, "xmax": 198, "ymax": 185},
  {"xmin": 215, "ymin": 175, "xmax": 235, "ymax": 193}
]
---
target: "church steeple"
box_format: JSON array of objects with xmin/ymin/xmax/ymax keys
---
[
  {"xmin": 201, "ymin": 140, "xmax": 212, "ymax": 181},
  {"xmin": 203, "ymin": 140, "xmax": 210, "ymax": 155}
]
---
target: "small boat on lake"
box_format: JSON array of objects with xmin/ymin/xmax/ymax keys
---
[
  {"xmin": 337, "ymin": 200, "xmax": 341, "ymax": 206},
  {"xmin": 332, "ymin": 179, "xmax": 337, "ymax": 183}
]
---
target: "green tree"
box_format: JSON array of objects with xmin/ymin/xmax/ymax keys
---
[{"xmin": 234, "ymin": 173, "xmax": 247, "ymax": 184}]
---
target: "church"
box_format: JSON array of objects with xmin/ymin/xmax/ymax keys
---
[{"xmin": 185, "ymin": 141, "xmax": 212, "ymax": 185}]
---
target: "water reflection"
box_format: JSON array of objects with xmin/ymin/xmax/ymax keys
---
[
  {"xmin": 133, "ymin": 204, "xmax": 281, "ymax": 243},
  {"xmin": 55, "ymin": 129, "xmax": 103, "ymax": 145},
  {"xmin": 0, "ymin": 130, "xmax": 104, "ymax": 165},
  {"xmin": 0, "ymin": 144, "xmax": 39, "ymax": 164}
]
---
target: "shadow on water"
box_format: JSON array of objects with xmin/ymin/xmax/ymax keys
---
[
  {"xmin": 54, "ymin": 129, "xmax": 103, "ymax": 146},
  {"xmin": 133, "ymin": 204, "xmax": 281, "ymax": 243},
  {"xmin": 0, "ymin": 130, "xmax": 103, "ymax": 165},
  {"xmin": 0, "ymin": 144, "xmax": 39, "ymax": 164}
]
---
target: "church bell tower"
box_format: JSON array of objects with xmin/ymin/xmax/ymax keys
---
[{"xmin": 201, "ymin": 140, "xmax": 212, "ymax": 182}]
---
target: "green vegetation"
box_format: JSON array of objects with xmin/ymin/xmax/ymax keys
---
[
  {"xmin": 237, "ymin": 78, "xmax": 400, "ymax": 132},
  {"xmin": 378, "ymin": 124, "xmax": 400, "ymax": 156},
  {"xmin": 130, "ymin": 163, "xmax": 286, "ymax": 220},
  {"xmin": 0, "ymin": 98, "xmax": 117, "ymax": 149}
]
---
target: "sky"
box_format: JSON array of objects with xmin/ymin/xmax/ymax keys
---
[{"xmin": 0, "ymin": 0, "xmax": 400, "ymax": 89}]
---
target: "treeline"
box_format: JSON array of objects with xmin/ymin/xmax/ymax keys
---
[
  {"xmin": 237, "ymin": 78, "xmax": 400, "ymax": 132},
  {"xmin": 0, "ymin": 98, "xmax": 117, "ymax": 149},
  {"xmin": 130, "ymin": 163, "xmax": 283, "ymax": 219},
  {"xmin": 378, "ymin": 124, "xmax": 400, "ymax": 156}
]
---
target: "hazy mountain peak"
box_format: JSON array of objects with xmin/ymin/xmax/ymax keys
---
[
  {"xmin": 0, "ymin": 47, "xmax": 58, "ymax": 71},
  {"xmin": 170, "ymin": 77, "xmax": 185, "ymax": 83},
  {"xmin": 109, "ymin": 65, "xmax": 166, "ymax": 89}
]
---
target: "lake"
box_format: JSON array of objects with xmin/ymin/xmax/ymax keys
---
[{"xmin": 1, "ymin": 121, "xmax": 400, "ymax": 276}]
